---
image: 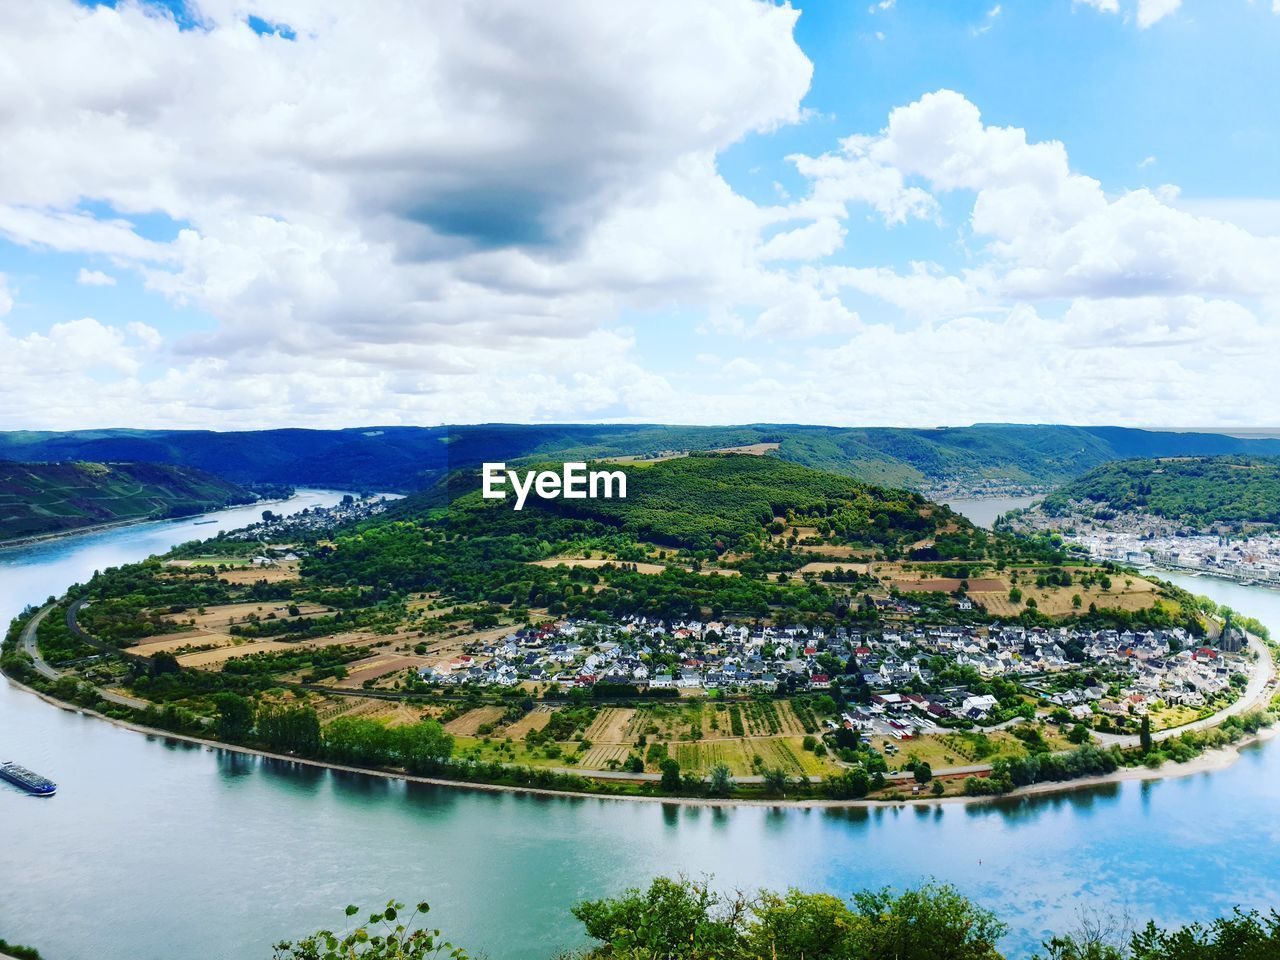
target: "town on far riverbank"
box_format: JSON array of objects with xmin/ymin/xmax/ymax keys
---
[{"xmin": 1003, "ymin": 457, "xmax": 1280, "ymax": 589}]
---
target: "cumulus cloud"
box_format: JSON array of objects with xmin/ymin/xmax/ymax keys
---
[
  {"xmin": 758, "ymin": 219, "xmax": 847, "ymax": 261},
  {"xmin": 77, "ymin": 268, "xmax": 117, "ymax": 286},
  {"xmin": 1137, "ymin": 0, "xmax": 1181, "ymax": 28},
  {"xmin": 3, "ymin": 4, "xmax": 1279, "ymax": 431},
  {"xmin": 0, "ymin": 1, "xmax": 810, "ymax": 348},
  {"xmin": 847, "ymin": 90, "xmax": 1280, "ymax": 300}
]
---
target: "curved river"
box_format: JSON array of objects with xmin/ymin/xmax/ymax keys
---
[{"xmin": 3, "ymin": 495, "xmax": 1280, "ymax": 960}]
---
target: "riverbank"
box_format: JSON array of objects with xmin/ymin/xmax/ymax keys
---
[
  {"xmin": 0, "ymin": 513, "xmax": 187, "ymax": 549},
  {"xmin": 0, "ymin": 490, "xmax": 305, "ymax": 550},
  {"xmin": 10, "ymin": 673, "xmax": 1277, "ymax": 812}
]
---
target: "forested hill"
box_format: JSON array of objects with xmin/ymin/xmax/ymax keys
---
[
  {"xmin": 1040, "ymin": 456, "xmax": 1280, "ymax": 530},
  {"xmin": 3, "ymin": 423, "xmax": 1280, "ymax": 492},
  {"xmin": 304, "ymin": 453, "xmax": 1008, "ymax": 617},
  {"xmin": 429, "ymin": 453, "xmax": 960, "ymax": 552},
  {"xmin": 0, "ymin": 460, "xmax": 256, "ymax": 541}
]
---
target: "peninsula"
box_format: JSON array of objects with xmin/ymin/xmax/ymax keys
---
[{"xmin": 4, "ymin": 454, "xmax": 1275, "ymax": 804}]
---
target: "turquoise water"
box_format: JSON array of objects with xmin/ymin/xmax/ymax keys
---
[{"xmin": 2, "ymin": 497, "xmax": 1279, "ymax": 959}]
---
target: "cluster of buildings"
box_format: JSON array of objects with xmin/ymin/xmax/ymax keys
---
[
  {"xmin": 418, "ymin": 614, "xmax": 1253, "ymax": 725},
  {"xmin": 226, "ymin": 495, "xmax": 394, "ymax": 541},
  {"xmin": 1013, "ymin": 508, "xmax": 1280, "ymax": 586}
]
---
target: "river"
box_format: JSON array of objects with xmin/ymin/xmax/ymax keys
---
[
  {"xmin": 2, "ymin": 496, "xmax": 1280, "ymax": 960},
  {"xmin": 940, "ymin": 495, "xmax": 1041, "ymax": 529}
]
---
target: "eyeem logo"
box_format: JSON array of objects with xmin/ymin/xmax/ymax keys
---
[{"xmin": 481, "ymin": 462, "xmax": 627, "ymax": 511}]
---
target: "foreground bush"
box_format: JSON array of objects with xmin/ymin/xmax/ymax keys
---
[{"xmin": 271, "ymin": 879, "xmax": 1280, "ymax": 960}]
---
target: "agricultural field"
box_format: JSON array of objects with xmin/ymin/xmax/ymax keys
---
[
  {"xmin": 502, "ymin": 705, "xmax": 555, "ymax": 739},
  {"xmin": 530, "ymin": 558, "xmax": 667, "ymax": 574},
  {"xmin": 443, "ymin": 706, "xmax": 508, "ymax": 736},
  {"xmin": 334, "ymin": 655, "xmax": 423, "ymax": 688},
  {"xmin": 974, "ymin": 568, "xmax": 1164, "ymax": 618},
  {"xmin": 158, "ymin": 601, "xmax": 332, "ymax": 632},
  {"xmin": 669, "ymin": 737, "xmax": 818, "ymax": 778},
  {"xmin": 584, "ymin": 707, "xmax": 641, "ymax": 743},
  {"xmin": 797, "ymin": 561, "xmax": 871, "ymax": 575},
  {"xmin": 1149, "ymin": 704, "xmax": 1211, "ymax": 731},
  {"xmin": 890, "ymin": 577, "xmax": 1006, "ymax": 593}
]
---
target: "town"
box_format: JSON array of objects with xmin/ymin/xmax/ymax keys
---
[
  {"xmin": 1006, "ymin": 506, "xmax": 1280, "ymax": 588},
  {"xmin": 416, "ymin": 611, "xmax": 1256, "ymax": 737}
]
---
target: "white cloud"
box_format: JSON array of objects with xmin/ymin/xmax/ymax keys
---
[
  {"xmin": 77, "ymin": 268, "xmax": 117, "ymax": 287},
  {"xmin": 1137, "ymin": 0, "xmax": 1181, "ymax": 28},
  {"xmin": 787, "ymin": 143, "xmax": 939, "ymax": 225},
  {"xmin": 758, "ymin": 218, "xmax": 846, "ymax": 261},
  {"xmin": 0, "ymin": 0, "xmax": 810, "ymax": 355},
  {"xmin": 0, "ymin": 275, "xmax": 11, "ymax": 316},
  {"xmin": 1075, "ymin": 0, "xmax": 1120, "ymax": 13},
  {"xmin": 860, "ymin": 90, "xmax": 1280, "ymax": 300},
  {"xmin": 972, "ymin": 5, "xmax": 1002, "ymax": 34},
  {"xmin": 2, "ymin": 5, "xmax": 1279, "ymax": 432}
]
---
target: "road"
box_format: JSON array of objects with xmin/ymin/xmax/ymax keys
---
[
  {"xmin": 1093, "ymin": 632, "xmax": 1277, "ymax": 748},
  {"xmin": 19, "ymin": 604, "xmax": 60, "ymax": 680},
  {"xmin": 20, "ymin": 602, "xmax": 150, "ymax": 711}
]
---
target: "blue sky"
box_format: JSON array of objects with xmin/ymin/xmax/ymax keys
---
[{"xmin": 1, "ymin": 0, "xmax": 1279, "ymax": 429}]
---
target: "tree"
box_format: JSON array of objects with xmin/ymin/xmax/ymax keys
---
[
  {"xmin": 272, "ymin": 900, "xmax": 468, "ymax": 959},
  {"xmin": 849, "ymin": 883, "xmax": 1007, "ymax": 960},
  {"xmin": 1128, "ymin": 908, "xmax": 1280, "ymax": 959},
  {"xmin": 572, "ymin": 877, "xmax": 747, "ymax": 960},
  {"xmin": 150, "ymin": 651, "xmax": 181, "ymax": 676},
  {"xmin": 213, "ymin": 692, "xmax": 254, "ymax": 740},
  {"xmin": 1139, "ymin": 715, "xmax": 1153, "ymax": 753},
  {"xmin": 1068, "ymin": 723, "xmax": 1092, "ymax": 745},
  {"xmin": 708, "ymin": 763, "xmax": 733, "ymax": 797},
  {"xmin": 1010, "ymin": 587, "xmax": 1023, "ymax": 604},
  {"xmin": 763, "ymin": 767, "xmax": 790, "ymax": 795},
  {"xmin": 913, "ymin": 761, "xmax": 933, "ymax": 784},
  {"xmin": 750, "ymin": 890, "xmax": 860, "ymax": 960},
  {"xmin": 659, "ymin": 757, "xmax": 682, "ymax": 792}
]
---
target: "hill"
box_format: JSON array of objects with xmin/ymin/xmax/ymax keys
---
[
  {"xmin": 4, "ymin": 424, "xmax": 1280, "ymax": 493},
  {"xmin": 0, "ymin": 460, "xmax": 257, "ymax": 541},
  {"xmin": 1040, "ymin": 456, "xmax": 1280, "ymax": 531}
]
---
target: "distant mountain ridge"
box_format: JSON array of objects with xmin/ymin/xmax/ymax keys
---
[
  {"xmin": 0, "ymin": 460, "xmax": 256, "ymax": 541},
  {"xmin": 3, "ymin": 424, "xmax": 1280, "ymax": 494}
]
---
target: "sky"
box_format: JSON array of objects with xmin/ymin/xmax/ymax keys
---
[{"xmin": 1, "ymin": 0, "xmax": 1279, "ymax": 431}]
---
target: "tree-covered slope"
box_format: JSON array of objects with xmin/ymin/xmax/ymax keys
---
[
  {"xmin": 1041, "ymin": 456, "xmax": 1280, "ymax": 529},
  {"xmin": 4, "ymin": 423, "xmax": 1280, "ymax": 493},
  {"xmin": 448, "ymin": 453, "xmax": 949, "ymax": 550},
  {"xmin": 305, "ymin": 453, "xmax": 990, "ymax": 616},
  {"xmin": 0, "ymin": 460, "xmax": 256, "ymax": 540}
]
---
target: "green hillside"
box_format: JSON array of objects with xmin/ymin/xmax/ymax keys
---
[
  {"xmin": 0, "ymin": 460, "xmax": 257, "ymax": 541},
  {"xmin": 308, "ymin": 454, "xmax": 1047, "ymax": 619},
  {"xmin": 447, "ymin": 453, "xmax": 949, "ymax": 551},
  {"xmin": 1041, "ymin": 456, "xmax": 1280, "ymax": 530}
]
